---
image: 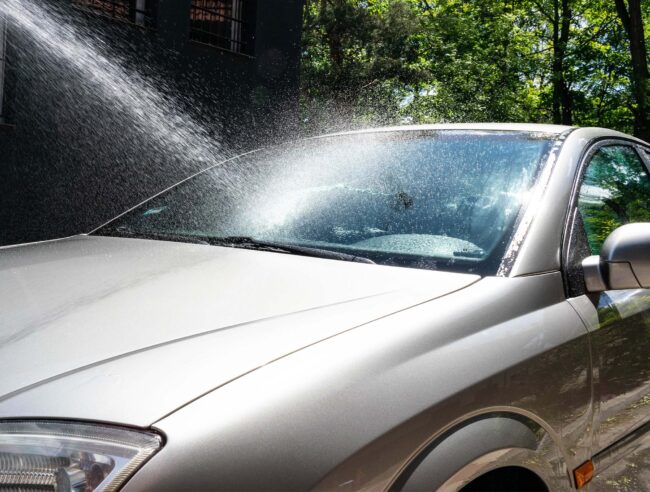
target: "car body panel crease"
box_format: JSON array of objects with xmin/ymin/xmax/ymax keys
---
[{"xmin": 0, "ymin": 234, "xmax": 478, "ymax": 425}]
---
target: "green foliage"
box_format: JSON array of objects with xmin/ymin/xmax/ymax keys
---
[
  {"xmin": 301, "ymin": 0, "xmax": 430, "ymax": 131},
  {"xmin": 580, "ymin": 146, "xmax": 650, "ymax": 253},
  {"xmin": 300, "ymin": 0, "xmax": 649, "ymax": 134}
]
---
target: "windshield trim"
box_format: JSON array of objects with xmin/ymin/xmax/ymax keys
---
[{"xmin": 496, "ymin": 128, "xmax": 573, "ymax": 277}]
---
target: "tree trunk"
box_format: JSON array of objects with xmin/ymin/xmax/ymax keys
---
[
  {"xmin": 552, "ymin": 0, "xmax": 572, "ymax": 125},
  {"xmin": 321, "ymin": 0, "xmax": 344, "ymax": 71},
  {"xmin": 615, "ymin": 0, "xmax": 650, "ymax": 141}
]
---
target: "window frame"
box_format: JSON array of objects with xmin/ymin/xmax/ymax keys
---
[
  {"xmin": 71, "ymin": 0, "xmax": 156, "ymax": 29},
  {"xmin": 189, "ymin": 0, "xmax": 256, "ymax": 57},
  {"xmin": 640, "ymin": 147, "xmax": 650, "ymax": 169},
  {"xmin": 562, "ymin": 138, "xmax": 650, "ymax": 298}
]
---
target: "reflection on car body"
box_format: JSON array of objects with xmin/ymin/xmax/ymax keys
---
[{"xmin": 0, "ymin": 124, "xmax": 649, "ymax": 491}]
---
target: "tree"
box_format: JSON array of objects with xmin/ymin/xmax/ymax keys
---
[
  {"xmin": 552, "ymin": 0, "xmax": 573, "ymax": 124},
  {"xmin": 614, "ymin": 0, "xmax": 650, "ymax": 141},
  {"xmin": 528, "ymin": 0, "xmax": 575, "ymax": 124},
  {"xmin": 569, "ymin": 0, "xmax": 632, "ymax": 130},
  {"xmin": 301, "ymin": 0, "xmax": 430, "ymax": 132},
  {"xmin": 413, "ymin": 0, "xmax": 542, "ymax": 123},
  {"xmin": 299, "ymin": 0, "xmax": 649, "ymax": 136}
]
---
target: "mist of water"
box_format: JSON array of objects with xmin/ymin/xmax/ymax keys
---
[
  {"xmin": 0, "ymin": 0, "xmax": 362, "ymax": 246},
  {"xmin": 0, "ymin": 0, "xmax": 225, "ymax": 168}
]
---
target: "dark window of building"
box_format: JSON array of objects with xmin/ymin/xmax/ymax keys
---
[
  {"xmin": 190, "ymin": 0, "xmax": 254, "ymax": 55},
  {"xmin": 71, "ymin": 0, "xmax": 155, "ymax": 28},
  {"xmin": 0, "ymin": 15, "xmax": 6, "ymax": 119}
]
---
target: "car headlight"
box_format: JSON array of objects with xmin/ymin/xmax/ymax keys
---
[{"xmin": 0, "ymin": 420, "xmax": 162, "ymax": 491}]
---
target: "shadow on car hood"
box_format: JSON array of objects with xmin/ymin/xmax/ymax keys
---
[{"xmin": 0, "ymin": 235, "xmax": 479, "ymax": 426}]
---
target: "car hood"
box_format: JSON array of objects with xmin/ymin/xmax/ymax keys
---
[{"xmin": 0, "ymin": 236, "xmax": 479, "ymax": 426}]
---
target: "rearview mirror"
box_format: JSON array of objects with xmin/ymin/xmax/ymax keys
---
[{"xmin": 582, "ymin": 223, "xmax": 650, "ymax": 293}]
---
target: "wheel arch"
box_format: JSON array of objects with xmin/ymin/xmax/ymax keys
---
[{"xmin": 390, "ymin": 411, "xmax": 572, "ymax": 491}]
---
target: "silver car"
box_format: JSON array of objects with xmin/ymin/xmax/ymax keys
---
[{"xmin": 1, "ymin": 124, "xmax": 649, "ymax": 492}]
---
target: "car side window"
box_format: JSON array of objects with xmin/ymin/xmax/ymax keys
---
[
  {"xmin": 577, "ymin": 145, "xmax": 650, "ymax": 255},
  {"xmin": 565, "ymin": 144, "xmax": 650, "ymax": 297}
]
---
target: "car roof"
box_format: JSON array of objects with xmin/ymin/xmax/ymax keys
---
[
  {"xmin": 316, "ymin": 124, "xmax": 649, "ymax": 147},
  {"xmin": 317, "ymin": 123, "xmax": 575, "ymax": 137}
]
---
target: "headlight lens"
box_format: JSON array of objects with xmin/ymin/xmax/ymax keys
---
[{"xmin": 0, "ymin": 420, "xmax": 161, "ymax": 492}]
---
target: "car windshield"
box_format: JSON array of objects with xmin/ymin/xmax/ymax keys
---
[{"xmin": 96, "ymin": 130, "xmax": 555, "ymax": 274}]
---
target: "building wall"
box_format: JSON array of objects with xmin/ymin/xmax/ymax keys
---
[{"xmin": 0, "ymin": 0, "xmax": 304, "ymax": 246}]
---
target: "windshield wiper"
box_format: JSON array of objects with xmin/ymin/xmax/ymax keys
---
[
  {"xmin": 96, "ymin": 229, "xmax": 375, "ymax": 264},
  {"xmin": 206, "ymin": 236, "xmax": 375, "ymax": 264},
  {"xmin": 96, "ymin": 228, "xmax": 211, "ymax": 246}
]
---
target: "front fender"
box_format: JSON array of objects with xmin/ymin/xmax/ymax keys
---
[{"xmin": 393, "ymin": 412, "xmax": 573, "ymax": 491}]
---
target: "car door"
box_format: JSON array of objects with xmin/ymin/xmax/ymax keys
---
[{"xmin": 563, "ymin": 141, "xmax": 650, "ymax": 486}]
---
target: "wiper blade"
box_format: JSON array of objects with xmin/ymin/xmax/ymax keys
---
[
  {"xmin": 208, "ymin": 236, "xmax": 375, "ymax": 264},
  {"xmin": 95, "ymin": 228, "xmax": 211, "ymax": 245},
  {"xmin": 96, "ymin": 230, "xmax": 375, "ymax": 264}
]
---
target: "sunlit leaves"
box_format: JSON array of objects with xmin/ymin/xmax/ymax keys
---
[{"xmin": 300, "ymin": 0, "xmax": 648, "ymax": 134}]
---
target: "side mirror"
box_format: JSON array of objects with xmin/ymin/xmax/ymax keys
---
[{"xmin": 582, "ymin": 223, "xmax": 650, "ymax": 293}]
